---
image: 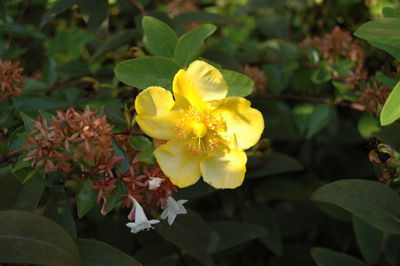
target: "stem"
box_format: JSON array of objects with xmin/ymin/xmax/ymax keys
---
[
  {"xmin": 7, "ymin": 0, "xmax": 32, "ymax": 48},
  {"xmin": 0, "ymin": 150, "xmax": 23, "ymax": 165},
  {"xmin": 46, "ymin": 77, "xmax": 81, "ymax": 94},
  {"xmin": 127, "ymin": 0, "xmax": 144, "ymax": 13},
  {"xmin": 261, "ymin": 94, "xmax": 366, "ymax": 112}
]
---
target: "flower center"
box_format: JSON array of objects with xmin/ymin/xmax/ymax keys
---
[{"xmin": 175, "ymin": 106, "xmax": 226, "ymax": 155}]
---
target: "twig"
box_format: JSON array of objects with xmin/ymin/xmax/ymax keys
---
[
  {"xmin": 261, "ymin": 94, "xmax": 366, "ymax": 112},
  {"xmin": 0, "ymin": 150, "xmax": 23, "ymax": 165},
  {"xmin": 46, "ymin": 77, "xmax": 82, "ymax": 94},
  {"xmin": 127, "ymin": 0, "xmax": 144, "ymax": 13},
  {"xmin": 7, "ymin": 0, "xmax": 32, "ymax": 48}
]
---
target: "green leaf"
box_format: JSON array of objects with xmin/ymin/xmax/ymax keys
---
[
  {"xmin": 44, "ymin": 191, "xmax": 77, "ymax": 238},
  {"xmin": 210, "ymin": 221, "xmax": 268, "ymax": 253},
  {"xmin": 311, "ymin": 247, "xmax": 368, "ymax": 266},
  {"xmin": 357, "ymin": 115, "xmax": 381, "ymax": 139},
  {"xmin": 77, "ymin": 0, "xmax": 108, "ymax": 31},
  {"xmin": 77, "ymin": 238, "xmax": 141, "ymax": 266},
  {"xmin": 383, "ymin": 234, "xmax": 400, "ymax": 265},
  {"xmin": 311, "ymin": 62, "xmax": 332, "ymax": 84},
  {"xmin": 353, "ymin": 215, "xmax": 385, "ymax": 264},
  {"xmin": 242, "ymin": 206, "xmax": 282, "ymax": 255},
  {"xmin": 40, "ymin": 0, "xmax": 75, "ymax": 27},
  {"xmin": 383, "ymin": 7, "xmax": 400, "ymax": 18},
  {"xmin": 354, "ymin": 18, "xmax": 400, "ymax": 59},
  {"xmin": 306, "ymin": 104, "xmax": 334, "ymax": 139},
  {"xmin": 107, "ymin": 180, "xmax": 127, "ymax": 213},
  {"xmin": 380, "ymin": 80, "xmax": 400, "ymax": 126},
  {"xmin": 15, "ymin": 96, "xmax": 70, "ymax": 113},
  {"xmin": 14, "ymin": 183, "xmax": 44, "ymax": 211},
  {"xmin": 137, "ymin": 146, "xmax": 155, "ymax": 164},
  {"xmin": 112, "ymin": 140, "xmax": 130, "ymax": 174},
  {"xmin": 92, "ymin": 30, "xmax": 138, "ymax": 60},
  {"xmin": 20, "ymin": 112, "xmax": 36, "ymax": 131},
  {"xmin": 114, "ymin": 57, "xmax": 180, "ymax": 91},
  {"xmin": 248, "ymin": 152, "xmax": 303, "ymax": 178},
  {"xmin": 174, "ymin": 24, "xmax": 216, "ymax": 67},
  {"xmin": 375, "ymin": 71, "xmax": 398, "ymax": 88},
  {"xmin": 0, "ymin": 172, "xmax": 23, "ymax": 210},
  {"xmin": 76, "ymin": 179, "xmax": 98, "ymax": 218},
  {"xmin": 173, "ymin": 11, "xmax": 230, "ymax": 27},
  {"xmin": 311, "ymin": 179, "xmax": 400, "ymax": 234},
  {"xmin": 156, "ymin": 219, "xmax": 214, "ymax": 265},
  {"xmin": 142, "ymin": 16, "xmax": 177, "ymax": 57},
  {"xmin": 0, "ymin": 210, "xmax": 80, "ymax": 265},
  {"xmin": 222, "ymin": 69, "xmax": 254, "ymax": 97},
  {"xmin": 130, "ymin": 135, "xmax": 153, "ymax": 151}
]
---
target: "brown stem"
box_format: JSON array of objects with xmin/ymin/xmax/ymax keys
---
[
  {"xmin": 112, "ymin": 130, "xmax": 144, "ymax": 136},
  {"xmin": 46, "ymin": 77, "xmax": 81, "ymax": 94},
  {"xmin": 261, "ymin": 94, "xmax": 366, "ymax": 112},
  {"xmin": 127, "ymin": 0, "xmax": 144, "ymax": 13},
  {"xmin": 0, "ymin": 150, "xmax": 23, "ymax": 165}
]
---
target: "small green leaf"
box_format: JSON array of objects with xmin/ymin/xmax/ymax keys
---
[
  {"xmin": 306, "ymin": 104, "xmax": 334, "ymax": 139},
  {"xmin": 380, "ymin": 80, "xmax": 400, "ymax": 126},
  {"xmin": 76, "ymin": 179, "xmax": 98, "ymax": 218},
  {"xmin": 137, "ymin": 146, "xmax": 155, "ymax": 164},
  {"xmin": 20, "ymin": 112, "xmax": 35, "ymax": 131},
  {"xmin": 15, "ymin": 183, "xmax": 44, "ymax": 211},
  {"xmin": 311, "ymin": 247, "xmax": 368, "ymax": 266},
  {"xmin": 142, "ymin": 16, "xmax": 177, "ymax": 57},
  {"xmin": 130, "ymin": 135, "xmax": 152, "ymax": 151},
  {"xmin": 107, "ymin": 181, "xmax": 127, "ymax": 213},
  {"xmin": 311, "ymin": 62, "xmax": 332, "ymax": 84},
  {"xmin": 311, "ymin": 179, "xmax": 400, "ymax": 234},
  {"xmin": 40, "ymin": 0, "xmax": 75, "ymax": 27},
  {"xmin": 112, "ymin": 140, "xmax": 130, "ymax": 174},
  {"xmin": 0, "ymin": 173, "xmax": 23, "ymax": 210},
  {"xmin": 77, "ymin": 0, "xmax": 108, "ymax": 31},
  {"xmin": 357, "ymin": 115, "xmax": 381, "ymax": 139},
  {"xmin": 174, "ymin": 24, "xmax": 216, "ymax": 67},
  {"xmin": 248, "ymin": 152, "xmax": 303, "ymax": 178},
  {"xmin": 114, "ymin": 57, "xmax": 180, "ymax": 91},
  {"xmin": 0, "ymin": 210, "xmax": 81, "ymax": 265},
  {"xmin": 222, "ymin": 69, "xmax": 254, "ymax": 97},
  {"xmin": 353, "ymin": 215, "xmax": 385, "ymax": 264},
  {"xmin": 383, "ymin": 7, "xmax": 400, "ymax": 18},
  {"xmin": 77, "ymin": 238, "xmax": 141, "ymax": 266}
]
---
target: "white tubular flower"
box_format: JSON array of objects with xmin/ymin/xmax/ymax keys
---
[
  {"xmin": 149, "ymin": 177, "xmax": 164, "ymax": 190},
  {"xmin": 126, "ymin": 197, "xmax": 160, "ymax": 233},
  {"xmin": 160, "ymin": 196, "xmax": 188, "ymax": 225}
]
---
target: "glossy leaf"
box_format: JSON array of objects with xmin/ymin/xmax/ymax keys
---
[
  {"xmin": 311, "ymin": 179, "xmax": 400, "ymax": 234},
  {"xmin": 114, "ymin": 57, "xmax": 180, "ymax": 91},
  {"xmin": 41, "ymin": 0, "xmax": 75, "ymax": 27},
  {"xmin": 222, "ymin": 69, "xmax": 254, "ymax": 97},
  {"xmin": 130, "ymin": 135, "xmax": 153, "ymax": 151},
  {"xmin": 0, "ymin": 210, "xmax": 80, "ymax": 265},
  {"xmin": 248, "ymin": 152, "xmax": 303, "ymax": 178},
  {"xmin": 380, "ymin": 80, "xmax": 400, "ymax": 126},
  {"xmin": 77, "ymin": 238, "xmax": 141, "ymax": 266},
  {"xmin": 14, "ymin": 183, "xmax": 44, "ymax": 211},
  {"xmin": 311, "ymin": 247, "xmax": 367, "ymax": 266},
  {"xmin": 142, "ymin": 16, "xmax": 177, "ymax": 57},
  {"xmin": 77, "ymin": 0, "xmax": 108, "ymax": 31},
  {"xmin": 76, "ymin": 179, "xmax": 98, "ymax": 218},
  {"xmin": 174, "ymin": 24, "xmax": 216, "ymax": 67}
]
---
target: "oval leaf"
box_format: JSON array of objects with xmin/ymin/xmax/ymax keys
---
[
  {"xmin": 380, "ymin": 80, "xmax": 400, "ymax": 126},
  {"xmin": 77, "ymin": 238, "xmax": 141, "ymax": 266},
  {"xmin": 114, "ymin": 57, "xmax": 180, "ymax": 91},
  {"xmin": 222, "ymin": 69, "xmax": 254, "ymax": 97},
  {"xmin": 311, "ymin": 247, "xmax": 367, "ymax": 266},
  {"xmin": 174, "ymin": 24, "xmax": 216, "ymax": 67},
  {"xmin": 0, "ymin": 210, "xmax": 80, "ymax": 265},
  {"xmin": 353, "ymin": 215, "xmax": 385, "ymax": 264},
  {"xmin": 311, "ymin": 179, "xmax": 400, "ymax": 234},
  {"xmin": 76, "ymin": 179, "xmax": 98, "ymax": 218},
  {"xmin": 142, "ymin": 16, "xmax": 177, "ymax": 57}
]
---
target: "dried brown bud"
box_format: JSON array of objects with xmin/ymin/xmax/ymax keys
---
[{"xmin": 0, "ymin": 58, "xmax": 23, "ymax": 102}]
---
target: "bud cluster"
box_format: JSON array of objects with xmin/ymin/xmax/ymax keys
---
[{"xmin": 0, "ymin": 57, "xmax": 23, "ymax": 102}]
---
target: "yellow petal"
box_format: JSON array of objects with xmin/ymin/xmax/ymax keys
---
[
  {"xmin": 173, "ymin": 61, "xmax": 228, "ymax": 109},
  {"xmin": 154, "ymin": 140, "xmax": 203, "ymax": 188},
  {"xmin": 135, "ymin": 86, "xmax": 181, "ymax": 140},
  {"xmin": 214, "ymin": 97, "xmax": 264, "ymax": 150},
  {"xmin": 200, "ymin": 149, "xmax": 247, "ymax": 189}
]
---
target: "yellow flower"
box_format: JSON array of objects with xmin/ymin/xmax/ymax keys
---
[{"xmin": 134, "ymin": 60, "xmax": 264, "ymax": 189}]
